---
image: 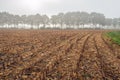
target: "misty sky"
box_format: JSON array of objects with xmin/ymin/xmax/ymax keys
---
[{"xmin": 0, "ymin": 0, "xmax": 119, "ymax": 18}]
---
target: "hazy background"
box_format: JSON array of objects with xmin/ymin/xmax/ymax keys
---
[{"xmin": 0, "ymin": 0, "xmax": 119, "ymax": 18}]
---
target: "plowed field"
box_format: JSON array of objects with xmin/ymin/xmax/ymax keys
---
[{"xmin": 0, "ymin": 30, "xmax": 120, "ymax": 80}]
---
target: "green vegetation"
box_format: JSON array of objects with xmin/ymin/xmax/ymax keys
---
[{"xmin": 106, "ymin": 31, "xmax": 120, "ymax": 45}]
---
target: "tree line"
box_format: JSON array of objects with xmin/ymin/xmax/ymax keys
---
[{"xmin": 0, "ymin": 11, "xmax": 120, "ymax": 29}]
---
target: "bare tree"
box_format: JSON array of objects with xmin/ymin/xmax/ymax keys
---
[
  {"xmin": 41, "ymin": 15, "xmax": 49, "ymax": 28},
  {"xmin": 57, "ymin": 13, "xmax": 64, "ymax": 29},
  {"xmin": 51, "ymin": 15, "xmax": 58, "ymax": 27}
]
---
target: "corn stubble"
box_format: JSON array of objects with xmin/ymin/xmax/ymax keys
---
[{"xmin": 0, "ymin": 30, "xmax": 120, "ymax": 80}]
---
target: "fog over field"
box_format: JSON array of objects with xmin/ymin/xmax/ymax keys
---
[
  {"xmin": 0, "ymin": 0, "xmax": 120, "ymax": 29},
  {"xmin": 0, "ymin": 0, "xmax": 120, "ymax": 18}
]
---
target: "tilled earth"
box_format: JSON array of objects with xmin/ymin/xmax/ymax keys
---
[{"xmin": 0, "ymin": 30, "xmax": 120, "ymax": 80}]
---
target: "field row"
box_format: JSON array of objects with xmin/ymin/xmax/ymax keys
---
[{"xmin": 0, "ymin": 30, "xmax": 120, "ymax": 80}]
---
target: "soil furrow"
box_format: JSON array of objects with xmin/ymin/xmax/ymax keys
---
[
  {"xmin": 1, "ymin": 32, "xmax": 85, "ymax": 79},
  {"xmin": 16, "ymin": 33, "xmax": 87, "ymax": 79},
  {"xmin": 44, "ymin": 33, "xmax": 89, "ymax": 80},
  {"xmin": 75, "ymin": 33, "xmax": 93, "ymax": 78},
  {"xmin": 95, "ymin": 33, "xmax": 120, "ymax": 80},
  {"xmin": 0, "ymin": 30, "xmax": 120, "ymax": 80},
  {"xmin": 94, "ymin": 36, "xmax": 107, "ymax": 80}
]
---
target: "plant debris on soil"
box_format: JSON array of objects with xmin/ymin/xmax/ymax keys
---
[{"xmin": 0, "ymin": 30, "xmax": 120, "ymax": 80}]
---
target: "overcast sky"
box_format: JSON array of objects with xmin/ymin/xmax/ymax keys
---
[{"xmin": 0, "ymin": 0, "xmax": 119, "ymax": 18}]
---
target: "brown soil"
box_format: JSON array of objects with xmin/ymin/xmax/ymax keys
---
[{"xmin": 0, "ymin": 30, "xmax": 120, "ymax": 80}]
